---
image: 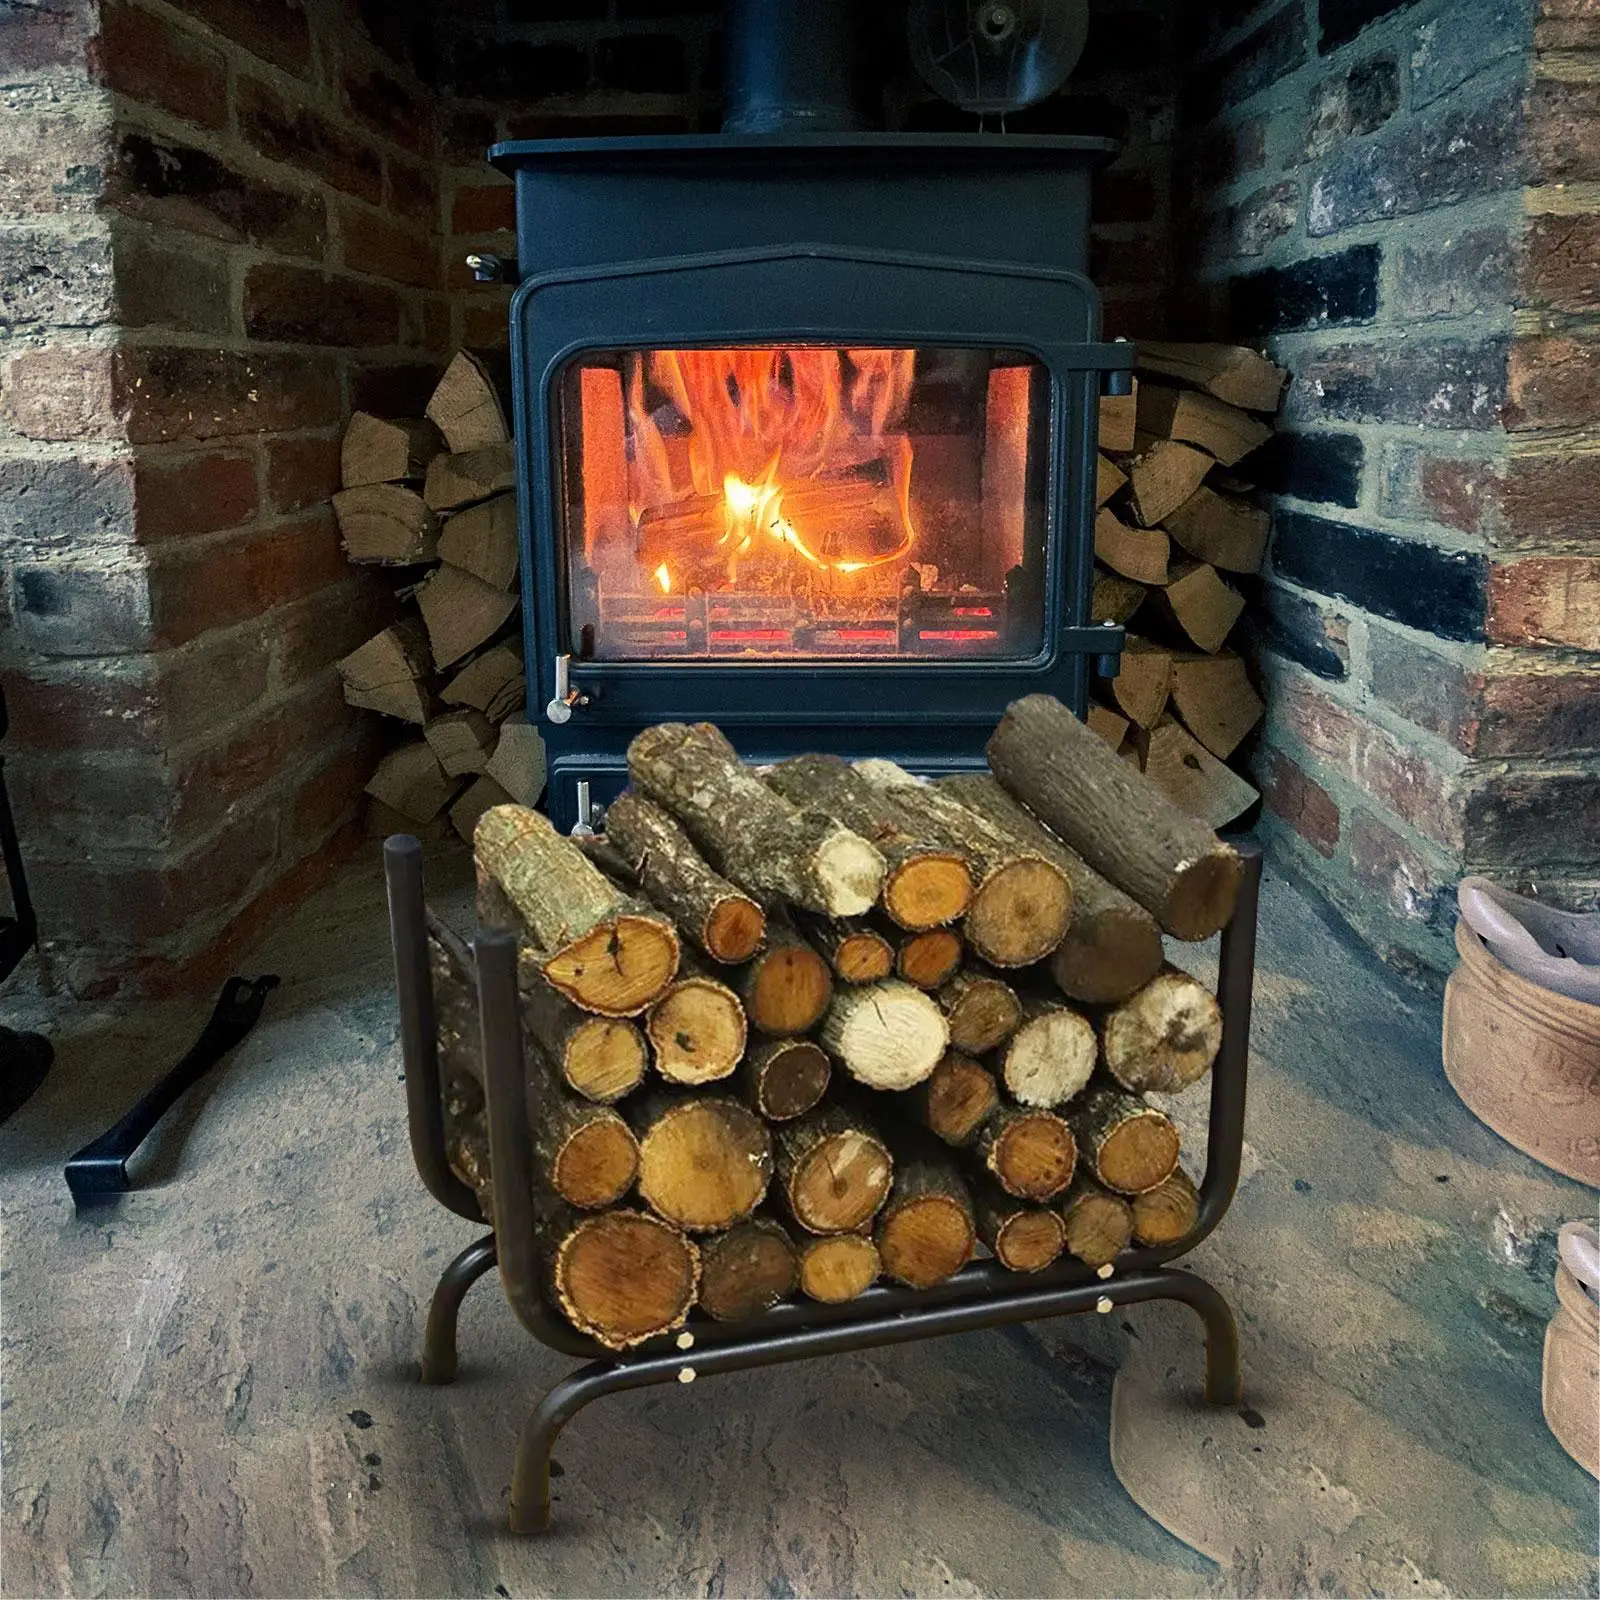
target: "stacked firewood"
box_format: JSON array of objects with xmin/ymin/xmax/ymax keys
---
[
  {"xmin": 430, "ymin": 694, "xmax": 1244, "ymax": 1351},
  {"xmin": 332, "ymin": 351, "xmax": 543, "ymax": 842},
  {"xmin": 1092, "ymin": 341, "xmax": 1290, "ymax": 830}
]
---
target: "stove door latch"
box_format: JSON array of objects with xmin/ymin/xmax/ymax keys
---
[{"xmin": 546, "ymin": 653, "xmax": 590, "ymax": 724}]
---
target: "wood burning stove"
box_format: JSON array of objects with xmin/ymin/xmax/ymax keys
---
[{"xmin": 489, "ymin": 34, "xmax": 1133, "ymax": 830}]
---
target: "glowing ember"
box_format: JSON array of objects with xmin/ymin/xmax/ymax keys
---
[{"xmin": 654, "ymin": 562, "xmax": 672, "ymax": 593}]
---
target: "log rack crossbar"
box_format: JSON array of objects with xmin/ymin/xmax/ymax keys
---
[{"xmin": 384, "ymin": 834, "xmax": 1261, "ymax": 1534}]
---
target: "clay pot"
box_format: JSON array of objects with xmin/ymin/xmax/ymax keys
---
[
  {"xmin": 1544, "ymin": 1257, "xmax": 1599, "ymax": 1479},
  {"xmin": 1443, "ymin": 920, "xmax": 1600, "ymax": 1186}
]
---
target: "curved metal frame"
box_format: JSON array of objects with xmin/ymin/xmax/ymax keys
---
[{"xmin": 385, "ymin": 835, "xmax": 1262, "ymax": 1534}]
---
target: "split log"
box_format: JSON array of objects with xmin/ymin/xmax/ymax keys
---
[
  {"xmin": 1128, "ymin": 439, "xmax": 1212, "ymax": 528},
  {"xmin": 333, "ymin": 483, "xmax": 438, "ymax": 564},
  {"xmin": 1138, "ymin": 716, "xmax": 1260, "ymax": 830},
  {"xmin": 337, "ymin": 621, "xmax": 433, "ymax": 724},
  {"xmin": 426, "ymin": 349, "xmax": 510, "ymax": 453},
  {"xmin": 1071, "ymin": 1086, "xmax": 1180, "ymax": 1195},
  {"xmin": 1103, "ymin": 966, "xmax": 1223, "ymax": 1095},
  {"xmin": 819, "ymin": 979, "xmax": 948, "ymax": 1091},
  {"xmin": 416, "ymin": 564, "xmax": 519, "ymax": 670},
  {"xmin": 475, "ymin": 803, "xmax": 680, "ymax": 1015},
  {"xmin": 997, "ymin": 995, "xmax": 1097, "ymax": 1109},
  {"xmin": 1163, "ymin": 485, "xmax": 1270, "ymax": 575},
  {"xmin": 937, "ymin": 772, "xmax": 1166, "ymax": 1003},
  {"xmin": 546, "ymin": 1205, "xmax": 700, "ymax": 1351},
  {"xmin": 1130, "ymin": 1165, "xmax": 1200, "ymax": 1247},
  {"xmin": 1109, "ymin": 636, "xmax": 1173, "ymax": 730},
  {"xmin": 986, "ymin": 693, "xmax": 1243, "ymax": 941},
  {"xmin": 874, "ymin": 1140, "xmax": 975, "ymax": 1289},
  {"xmin": 739, "ymin": 913, "xmax": 834, "ymax": 1035},
  {"xmin": 797, "ymin": 1232, "xmax": 881, "ymax": 1303},
  {"xmin": 973, "ymin": 1179, "xmax": 1068, "ymax": 1272},
  {"xmin": 1059, "ymin": 1174, "xmax": 1134, "ymax": 1267},
  {"xmin": 904, "ymin": 1050, "xmax": 1000, "ymax": 1147},
  {"xmin": 795, "ymin": 912, "xmax": 895, "ymax": 984},
  {"xmin": 936, "ymin": 967, "xmax": 1023, "ymax": 1055},
  {"xmin": 697, "ymin": 1216, "xmax": 798, "ymax": 1322},
  {"xmin": 775, "ymin": 1103, "xmax": 894, "ymax": 1234},
  {"xmin": 897, "ymin": 924, "xmax": 964, "ymax": 990},
  {"xmin": 1135, "ymin": 342, "xmax": 1288, "ymax": 413},
  {"xmin": 603, "ymin": 791, "xmax": 765, "ymax": 964},
  {"xmin": 1136, "ymin": 383, "xmax": 1272, "ymax": 467},
  {"xmin": 441, "ymin": 640, "xmax": 524, "ymax": 718},
  {"xmin": 424, "ymin": 440, "xmax": 517, "ymax": 511},
  {"xmin": 852, "ymin": 759, "xmax": 1072, "ymax": 968},
  {"xmin": 1087, "ymin": 703, "xmax": 1132, "ymax": 751},
  {"xmin": 629, "ymin": 723, "xmax": 886, "ymax": 918},
  {"xmin": 341, "ymin": 412, "xmax": 441, "ymax": 487},
  {"xmin": 1095, "ymin": 508, "xmax": 1170, "ymax": 586},
  {"xmin": 1152, "ymin": 561, "xmax": 1245, "ymax": 655},
  {"xmin": 645, "ymin": 963, "xmax": 747, "ymax": 1086},
  {"xmin": 1170, "ymin": 652, "xmax": 1265, "ymax": 761},
  {"xmin": 424, "ymin": 708, "xmax": 496, "ymax": 777},
  {"xmin": 448, "ymin": 777, "xmax": 512, "ymax": 845},
  {"xmin": 1096, "ymin": 452, "xmax": 1129, "ymax": 507},
  {"xmin": 483, "ymin": 720, "xmax": 546, "ymax": 809},
  {"xmin": 741, "ymin": 1036, "xmax": 831, "ymax": 1122},
  {"xmin": 365, "ymin": 741, "xmax": 460, "ymax": 823},
  {"xmin": 438, "ymin": 491, "xmax": 518, "ymax": 590},
  {"xmin": 975, "ymin": 1105, "xmax": 1077, "ymax": 1202},
  {"xmin": 1100, "ymin": 379, "xmax": 1138, "ymax": 452},
  {"xmin": 630, "ymin": 1093, "xmax": 772, "ymax": 1232},
  {"xmin": 1093, "ymin": 568, "xmax": 1147, "ymax": 626},
  {"xmin": 763, "ymin": 753, "xmax": 972, "ymax": 930}
]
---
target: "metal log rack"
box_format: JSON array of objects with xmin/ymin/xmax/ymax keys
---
[{"xmin": 384, "ymin": 833, "xmax": 1262, "ymax": 1534}]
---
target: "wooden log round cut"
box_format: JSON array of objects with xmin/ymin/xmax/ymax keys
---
[
  {"xmin": 897, "ymin": 926, "xmax": 964, "ymax": 990},
  {"xmin": 1102, "ymin": 967, "xmax": 1223, "ymax": 1094},
  {"xmin": 551, "ymin": 1114, "xmax": 640, "ymax": 1210},
  {"xmin": 909, "ymin": 1050, "xmax": 999, "ymax": 1147},
  {"xmin": 937, "ymin": 969, "xmax": 1024, "ymax": 1055},
  {"xmin": 561, "ymin": 1017, "xmax": 649, "ymax": 1103},
  {"xmin": 1060, "ymin": 1175, "xmax": 1134, "ymax": 1267},
  {"xmin": 633, "ymin": 1096, "xmax": 773, "ymax": 1232},
  {"xmin": 646, "ymin": 974, "xmax": 748, "ymax": 1086},
  {"xmin": 820, "ymin": 980, "xmax": 949, "ymax": 1091},
  {"xmin": 552, "ymin": 1209, "xmax": 700, "ymax": 1350},
  {"xmin": 974, "ymin": 1182, "xmax": 1068, "ymax": 1273},
  {"xmin": 977, "ymin": 1106, "xmax": 1077, "ymax": 1202},
  {"xmin": 796, "ymin": 913, "xmax": 894, "ymax": 983},
  {"xmin": 999, "ymin": 1001, "xmax": 1097, "ymax": 1109},
  {"xmin": 874, "ymin": 1152, "xmax": 976, "ymax": 1289},
  {"xmin": 742, "ymin": 1037, "xmax": 831, "ymax": 1122},
  {"xmin": 1131, "ymin": 1165, "xmax": 1200, "ymax": 1246},
  {"xmin": 797, "ymin": 1233, "xmax": 880, "ymax": 1303},
  {"xmin": 697, "ymin": 1217, "xmax": 799, "ymax": 1322},
  {"xmin": 776, "ymin": 1106, "xmax": 894, "ymax": 1234},
  {"xmin": 740, "ymin": 919, "xmax": 834, "ymax": 1035},
  {"xmin": 1073, "ymin": 1087, "xmax": 1181, "ymax": 1196}
]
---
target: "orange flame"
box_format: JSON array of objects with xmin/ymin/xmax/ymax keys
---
[{"xmin": 654, "ymin": 562, "xmax": 672, "ymax": 593}]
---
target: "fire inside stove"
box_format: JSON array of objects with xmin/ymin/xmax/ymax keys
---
[{"xmin": 558, "ymin": 345, "xmax": 1049, "ymax": 661}]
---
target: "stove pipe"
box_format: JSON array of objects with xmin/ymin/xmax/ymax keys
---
[{"xmin": 721, "ymin": 0, "xmax": 862, "ymax": 134}]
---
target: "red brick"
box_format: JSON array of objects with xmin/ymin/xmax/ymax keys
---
[
  {"xmin": 94, "ymin": 0, "xmax": 228, "ymax": 130},
  {"xmin": 165, "ymin": 0, "xmax": 311, "ymax": 77},
  {"xmin": 272, "ymin": 576, "xmax": 397, "ymax": 688},
  {"xmin": 386, "ymin": 155, "xmax": 441, "ymax": 226},
  {"xmin": 1487, "ymin": 557, "xmax": 1600, "ymax": 648},
  {"xmin": 1262, "ymin": 750, "xmax": 1341, "ymax": 857},
  {"xmin": 243, "ymin": 263, "xmax": 404, "ymax": 348},
  {"xmin": 1529, "ymin": 75, "xmax": 1600, "ymax": 185},
  {"xmin": 451, "ymin": 182, "xmax": 515, "ymax": 235},
  {"xmin": 289, "ymin": 724, "xmax": 385, "ymax": 847},
  {"xmin": 1, "ymin": 345, "xmax": 121, "ymax": 441},
  {"xmin": 1465, "ymin": 768, "xmax": 1600, "ymax": 874},
  {"xmin": 1525, "ymin": 213, "xmax": 1600, "ymax": 316},
  {"xmin": 1348, "ymin": 812, "xmax": 1448, "ymax": 926},
  {"xmin": 462, "ymin": 299, "xmax": 510, "ymax": 351},
  {"xmin": 114, "ymin": 228, "xmax": 231, "ymax": 334},
  {"xmin": 338, "ymin": 199, "xmax": 442, "ymax": 291},
  {"xmin": 1419, "ymin": 456, "xmax": 1504, "ymax": 537},
  {"xmin": 121, "ymin": 346, "xmax": 342, "ymax": 442},
  {"xmin": 263, "ymin": 433, "xmax": 340, "ymax": 515},
  {"xmin": 134, "ymin": 448, "xmax": 258, "ymax": 541},
  {"xmin": 1501, "ymin": 449, "xmax": 1600, "ymax": 546},
  {"xmin": 341, "ymin": 61, "xmax": 433, "ymax": 157},
  {"xmin": 1506, "ymin": 336, "xmax": 1600, "ymax": 431},
  {"xmin": 238, "ymin": 76, "xmax": 383, "ymax": 203},
  {"xmin": 1478, "ymin": 671, "xmax": 1600, "ymax": 757}
]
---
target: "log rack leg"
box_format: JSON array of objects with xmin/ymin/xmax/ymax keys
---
[
  {"xmin": 421, "ymin": 1234, "xmax": 498, "ymax": 1386},
  {"xmin": 509, "ymin": 1359, "xmax": 635, "ymax": 1533},
  {"xmin": 1141, "ymin": 1267, "xmax": 1243, "ymax": 1405}
]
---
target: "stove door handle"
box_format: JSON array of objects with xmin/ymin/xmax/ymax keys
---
[{"xmin": 545, "ymin": 653, "xmax": 590, "ymax": 724}]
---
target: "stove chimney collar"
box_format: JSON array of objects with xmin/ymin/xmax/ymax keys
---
[{"xmin": 721, "ymin": 0, "xmax": 863, "ymax": 135}]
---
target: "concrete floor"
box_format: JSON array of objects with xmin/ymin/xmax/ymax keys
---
[{"xmin": 1, "ymin": 843, "xmax": 1595, "ymax": 1598}]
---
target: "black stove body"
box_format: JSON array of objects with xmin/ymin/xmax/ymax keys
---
[{"xmin": 489, "ymin": 127, "xmax": 1132, "ymax": 832}]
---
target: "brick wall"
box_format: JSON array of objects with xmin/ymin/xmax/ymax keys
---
[{"xmin": 1173, "ymin": 0, "xmax": 1599, "ymax": 976}]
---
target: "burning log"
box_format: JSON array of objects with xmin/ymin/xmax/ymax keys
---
[
  {"xmin": 874, "ymin": 1139, "xmax": 976, "ymax": 1289},
  {"xmin": 774, "ymin": 1104, "xmax": 894, "ymax": 1235},
  {"xmin": 795, "ymin": 911, "xmax": 895, "ymax": 984},
  {"xmin": 628, "ymin": 723, "xmax": 887, "ymax": 918},
  {"xmin": 896, "ymin": 925, "xmax": 964, "ymax": 990},
  {"xmin": 1059, "ymin": 1175, "xmax": 1134, "ymax": 1268},
  {"xmin": 645, "ymin": 964, "xmax": 747, "ymax": 1087},
  {"xmin": 819, "ymin": 979, "xmax": 948, "ymax": 1091},
  {"xmin": 741, "ymin": 1036, "xmax": 831, "ymax": 1122},
  {"xmin": 629, "ymin": 1093, "xmax": 773, "ymax": 1232},
  {"xmin": 739, "ymin": 912, "xmax": 834, "ymax": 1035},
  {"xmin": 972, "ymin": 1179, "xmax": 1068, "ymax": 1273},
  {"xmin": 997, "ymin": 996, "xmax": 1097, "ymax": 1110},
  {"xmin": 1130, "ymin": 1165, "xmax": 1200, "ymax": 1247},
  {"xmin": 1070, "ymin": 1086, "xmax": 1181, "ymax": 1196},
  {"xmin": 602, "ymin": 791, "xmax": 766, "ymax": 964},
  {"xmin": 936, "ymin": 966, "xmax": 1024, "ymax": 1055},
  {"xmin": 986, "ymin": 694, "xmax": 1243, "ymax": 941},
  {"xmin": 341, "ymin": 411, "xmax": 441, "ymax": 488},
  {"xmin": 852, "ymin": 759, "xmax": 1073, "ymax": 968},
  {"xmin": 1102, "ymin": 966, "xmax": 1223, "ymax": 1095},
  {"xmin": 697, "ymin": 1216, "xmax": 799, "ymax": 1322},
  {"xmin": 763, "ymin": 754, "xmax": 973, "ymax": 930},
  {"xmin": 903, "ymin": 1050, "xmax": 1000, "ymax": 1148},
  {"xmin": 975, "ymin": 1105, "xmax": 1077, "ymax": 1203},
  {"xmin": 545, "ymin": 1205, "xmax": 700, "ymax": 1351},
  {"xmin": 796, "ymin": 1232, "xmax": 881, "ymax": 1303},
  {"xmin": 475, "ymin": 804, "xmax": 680, "ymax": 1016}
]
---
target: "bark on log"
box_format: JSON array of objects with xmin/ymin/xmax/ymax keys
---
[
  {"xmin": 936, "ymin": 967, "xmax": 1024, "ymax": 1055},
  {"xmin": 741, "ymin": 1036, "xmax": 831, "ymax": 1122},
  {"xmin": 545, "ymin": 1204, "xmax": 700, "ymax": 1351},
  {"xmin": 936, "ymin": 773, "xmax": 1165, "ymax": 1004},
  {"xmin": 903, "ymin": 1050, "xmax": 1000, "ymax": 1147},
  {"xmin": 764, "ymin": 753, "xmax": 973, "ymax": 929},
  {"xmin": 796, "ymin": 1232, "xmax": 881, "ymax": 1303},
  {"xmin": 475, "ymin": 803, "xmax": 680, "ymax": 1016},
  {"xmin": 697, "ymin": 1215, "xmax": 798, "ymax": 1322},
  {"xmin": 819, "ymin": 979, "xmax": 949, "ymax": 1091},
  {"xmin": 628, "ymin": 723, "xmax": 886, "ymax": 918},
  {"xmin": 629, "ymin": 1092, "xmax": 773, "ymax": 1232},
  {"xmin": 426, "ymin": 350, "xmax": 510, "ymax": 453},
  {"xmin": 795, "ymin": 912, "xmax": 895, "ymax": 984},
  {"xmin": 1102, "ymin": 965, "xmax": 1223, "ymax": 1095},
  {"xmin": 972, "ymin": 1178, "xmax": 1068, "ymax": 1272},
  {"xmin": 1070, "ymin": 1086, "xmax": 1181, "ymax": 1195},
  {"xmin": 645, "ymin": 963, "xmax": 747, "ymax": 1086},
  {"xmin": 986, "ymin": 693, "xmax": 1243, "ymax": 941},
  {"xmin": 896, "ymin": 925, "xmax": 964, "ymax": 990},
  {"xmin": 998, "ymin": 995, "xmax": 1097, "ymax": 1109},
  {"xmin": 603, "ymin": 791, "xmax": 766, "ymax": 964},
  {"xmin": 341, "ymin": 411, "xmax": 441, "ymax": 487},
  {"xmin": 1130, "ymin": 1164, "xmax": 1200, "ymax": 1246},
  {"xmin": 424, "ymin": 440, "xmax": 516, "ymax": 511},
  {"xmin": 852, "ymin": 759, "xmax": 1072, "ymax": 967},
  {"xmin": 1059, "ymin": 1174, "xmax": 1134, "ymax": 1267},
  {"xmin": 874, "ymin": 1139, "xmax": 976, "ymax": 1289},
  {"xmin": 333, "ymin": 483, "xmax": 438, "ymax": 564},
  {"xmin": 975, "ymin": 1104, "xmax": 1077, "ymax": 1202},
  {"xmin": 738, "ymin": 912, "xmax": 834, "ymax": 1035},
  {"xmin": 774, "ymin": 1103, "xmax": 894, "ymax": 1234}
]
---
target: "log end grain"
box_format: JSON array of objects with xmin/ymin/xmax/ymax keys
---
[
  {"xmin": 877, "ymin": 1195, "xmax": 975, "ymax": 1289},
  {"xmin": 797, "ymin": 1233, "xmax": 881, "ymax": 1303},
  {"xmin": 1130, "ymin": 1166, "xmax": 1200, "ymax": 1246},
  {"xmin": 646, "ymin": 976, "xmax": 747, "ymax": 1086},
  {"xmin": 542, "ymin": 912, "xmax": 681, "ymax": 1018},
  {"xmin": 1061, "ymin": 1179, "xmax": 1134, "ymax": 1267},
  {"xmin": 563, "ymin": 1018, "xmax": 649, "ymax": 1103},
  {"xmin": 1094, "ymin": 1108, "xmax": 1181, "ymax": 1196},
  {"xmin": 812, "ymin": 826, "xmax": 889, "ymax": 918},
  {"xmin": 552, "ymin": 1119, "xmax": 640, "ymax": 1210},
  {"xmin": 992, "ymin": 1208, "xmax": 1068, "ymax": 1273},
  {"xmin": 919, "ymin": 1051, "xmax": 1000, "ymax": 1147},
  {"xmin": 965, "ymin": 858, "xmax": 1073, "ymax": 968},
  {"xmin": 883, "ymin": 854, "xmax": 974, "ymax": 931},
  {"xmin": 636, "ymin": 1098, "xmax": 773, "ymax": 1232},
  {"xmin": 784, "ymin": 1123, "xmax": 894, "ymax": 1235},
  {"xmin": 1165, "ymin": 848, "xmax": 1247, "ymax": 943},
  {"xmin": 745, "ymin": 1038, "xmax": 832, "ymax": 1122},
  {"xmin": 552, "ymin": 1210, "xmax": 700, "ymax": 1350},
  {"xmin": 821, "ymin": 980, "xmax": 949, "ymax": 1091},
  {"xmin": 704, "ymin": 894, "xmax": 767, "ymax": 963},
  {"xmin": 897, "ymin": 926, "xmax": 964, "ymax": 990},
  {"xmin": 1104, "ymin": 968, "xmax": 1223, "ymax": 1094},
  {"xmin": 697, "ymin": 1218, "xmax": 799, "ymax": 1323},
  {"xmin": 746, "ymin": 939, "xmax": 834, "ymax": 1035},
  {"xmin": 1003, "ymin": 1006, "xmax": 1097, "ymax": 1109},
  {"xmin": 938, "ymin": 971, "xmax": 1024, "ymax": 1056},
  {"xmin": 832, "ymin": 926, "xmax": 896, "ymax": 983},
  {"xmin": 984, "ymin": 1110, "xmax": 1078, "ymax": 1202}
]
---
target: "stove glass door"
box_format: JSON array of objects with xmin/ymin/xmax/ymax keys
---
[{"xmin": 556, "ymin": 345, "xmax": 1051, "ymax": 663}]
